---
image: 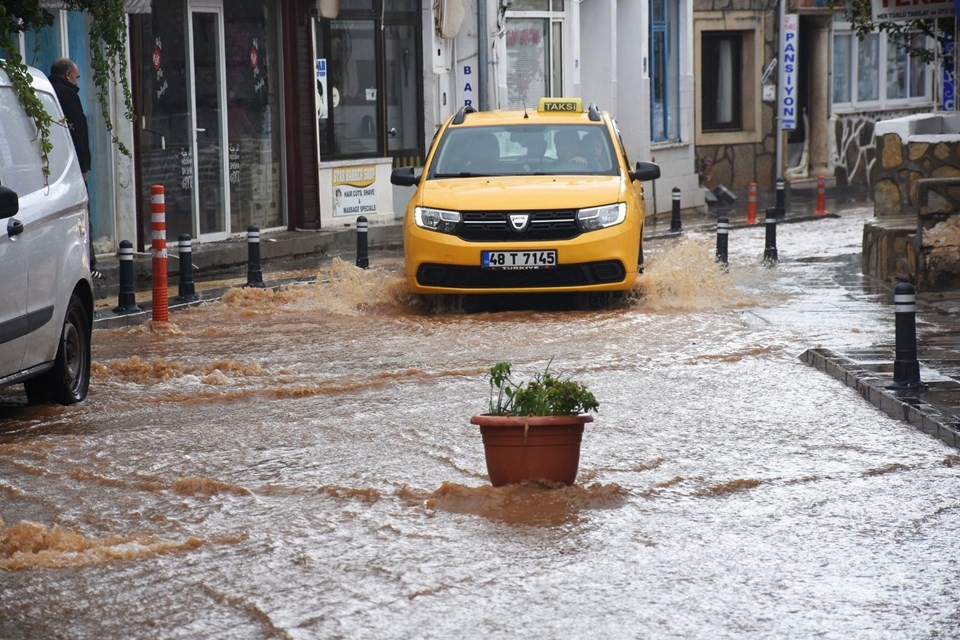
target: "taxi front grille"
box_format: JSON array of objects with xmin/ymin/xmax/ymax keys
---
[
  {"xmin": 458, "ymin": 210, "xmax": 581, "ymax": 242},
  {"xmin": 416, "ymin": 260, "xmax": 627, "ymax": 289}
]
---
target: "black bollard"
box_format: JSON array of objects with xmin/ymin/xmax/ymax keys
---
[
  {"xmin": 891, "ymin": 282, "xmax": 922, "ymax": 389},
  {"xmin": 670, "ymin": 187, "xmax": 682, "ymax": 233},
  {"xmin": 356, "ymin": 215, "xmax": 369, "ymax": 269},
  {"xmin": 113, "ymin": 240, "xmax": 142, "ymax": 314},
  {"xmin": 775, "ymin": 177, "xmax": 786, "ymax": 219},
  {"xmin": 716, "ymin": 216, "xmax": 729, "ymax": 267},
  {"xmin": 763, "ymin": 207, "xmax": 778, "ymax": 265},
  {"xmin": 176, "ymin": 233, "xmax": 198, "ymax": 303},
  {"xmin": 245, "ymin": 225, "xmax": 266, "ymax": 288}
]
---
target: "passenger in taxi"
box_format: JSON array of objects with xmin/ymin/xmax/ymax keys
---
[{"xmin": 554, "ymin": 129, "xmax": 586, "ymax": 167}]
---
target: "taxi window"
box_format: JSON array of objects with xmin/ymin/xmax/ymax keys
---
[{"xmin": 429, "ymin": 124, "xmax": 618, "ymax": 178}]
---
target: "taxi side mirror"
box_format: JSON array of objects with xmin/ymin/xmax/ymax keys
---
[
  {"xmin": 631, "ymin": 161, "xmax": 661, "ymax": 182},
  {"xmin": 391, "ymin": 166, "xmax": 420, "ymax": 187},
  {"xmin": 0, "ymin": 184, "xmax": 19, "ymax": 219}
]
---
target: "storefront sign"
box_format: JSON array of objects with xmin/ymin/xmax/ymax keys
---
[
  {"xmin": 459, "ymin": 63, "xmax": 474, "ymax": 109},
  {"xmin": 944, "ymin": 40, "xmax": 956, "ymax": 111},
  {"xmin": 871, "ymin": 0, "xmax": 955, "ymax": 21},
  {"xmin": 316, "ymin": 59, "xmax": 328, "ymax": 120},
  {"xmin": 332, "ymin": 165, "xmax": 377, "ymax": 217},
  {"xmin": 779, "ymin": 14, "xmax": 799, "ymax": 131}
]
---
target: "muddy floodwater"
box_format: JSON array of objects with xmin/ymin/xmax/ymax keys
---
[{"xmin": 3, "ymin": 208, "xmax": 960, "ymax": 639}]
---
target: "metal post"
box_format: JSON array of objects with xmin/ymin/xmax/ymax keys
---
[
  {"xmin": 775, "ymin": 177, "xmax": 786, "ymax": 219},
  {"xmin": 245, "ymin": 225, "xmax": 266, "ymax": 288},
  {"xmin": 176, "ymin": 234, "xmax": 198, "ymax": 303},
  {"xmin": 113, "ymin": 240, "xmax": 142, "ymax": 314},
  {"xmin": 650, "ymin": 155, "xmax": 658, "ymax": 216},
  {"xmin": 716, "ymin": 216, "xmax": 729, "ymax": 268},
  {"xmin": 891, "ymin": 282, "xmax": 922, "ymax": 389},
  {"xmin": 356, "ymin": 215, "xmax": 369, "ymax": 269},
  {"xmin": 670, "ymin": 187, "xmax": 682, "ymax": 233},
  {"xmin": 764, "ymin": 207, "xmax": 779, "ymax": 265}
]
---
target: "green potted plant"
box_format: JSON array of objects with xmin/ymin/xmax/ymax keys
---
[{"xmin": 470, "ymin": 361, "xmax": 599, "ymax": 487}]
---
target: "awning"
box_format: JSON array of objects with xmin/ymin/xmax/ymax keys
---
[{"xmin": 38, "ymin": 0, "xmax": 151, "ymax": 13}]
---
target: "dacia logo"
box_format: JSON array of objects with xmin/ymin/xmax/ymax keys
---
[{"xmin": 509, "ymin": 214, "xmax": 530, "ymax": 232}]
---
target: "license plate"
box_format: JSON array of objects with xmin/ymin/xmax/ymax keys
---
[{"xmin": 481, "ymin": 250, "xmax": 557, "ymax": 270}]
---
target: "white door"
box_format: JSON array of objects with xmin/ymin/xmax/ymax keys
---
[
  {"xmin": 187, "ymin": 4, "xmax": 231, "ymax": 241},
  {"xmin": 0, "ymin": 198, "xmax": 28, "ymax": 378}
]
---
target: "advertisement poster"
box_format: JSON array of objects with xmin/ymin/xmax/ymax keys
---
[
  {"xmin": 332, "ymin": 165, "xmax": 377, "ymax": 217},
  {"xmin": 316, "ymin": 58, "xmax": 328, "ymax": 120}
]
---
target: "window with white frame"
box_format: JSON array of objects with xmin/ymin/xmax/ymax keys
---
[
  {"xmin": 832, "ymin": 16, "xmax": 931, "ymax": 108},
  {"xmin": 502, "ymin": 0, "xmax": 565, "ymax": 110},
  {"xmin": 649, "ymin": 0, "xmax": 679, "ymax": 143}
]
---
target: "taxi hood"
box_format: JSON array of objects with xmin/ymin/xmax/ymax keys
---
[{"xmin": 414, "ymin": 175, "xmax": 625, "ymax": 211}]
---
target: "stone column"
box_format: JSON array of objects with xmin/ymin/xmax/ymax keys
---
[{"xmin": 808, "ymin": 15, "xmax": 832, "ymax": 181}]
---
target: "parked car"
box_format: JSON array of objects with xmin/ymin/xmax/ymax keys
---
[
  {"xmin": 391, "ymin": 97, "xmax": 660, "ymax": 296},
  {"xmin": 0, "ymin": 64, "xmax": 93, "ymax": 404}
]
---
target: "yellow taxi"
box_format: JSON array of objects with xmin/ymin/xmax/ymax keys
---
[{"xmin": 391, "ymin": 98, "xmax": 660, "ymax": 295}]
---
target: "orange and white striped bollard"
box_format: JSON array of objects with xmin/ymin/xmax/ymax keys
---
[
  {"xmin": 151, "ymin": 185, "xmax": 169, "ymax": 322},
  {"xmin": 815, "ymin": 176, "xmax": 827, "ymax": 216},
  {"xmin": 746, "ymin": 182, "xmax": 757, "ymax": 224}
]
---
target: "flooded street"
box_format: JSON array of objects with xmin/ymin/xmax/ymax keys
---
[{"xmin": 4, "ymin": 208, "xmax": 960, "ymax": 639}]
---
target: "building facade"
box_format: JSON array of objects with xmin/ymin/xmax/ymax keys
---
[{"xmin": 9, "ymin": 0, "xmax": 714, "ymax": 261}]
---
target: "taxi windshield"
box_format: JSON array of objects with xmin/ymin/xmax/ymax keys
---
[{"xmin": 428, "ymin": 124, "xmax": 619, "ymax": 179}]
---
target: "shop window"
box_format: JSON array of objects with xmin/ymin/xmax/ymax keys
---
[
  {"xmin": 502, "ymin": 2, "xmax": 565, "ymax": 110},
  {"xmin": 701, "ymin": 32, "xmax": 743, "ymax": 131},
  {"xmin": 649, "ymin": 0, "xmax": 679, "ymax": 143},
  {"xmin": 314, "ymin": 2, "xmax": 422, "ymax": 162},
  {"xmin": 832, "ymin": 17, "xmax": 931, "ymax": 109}
]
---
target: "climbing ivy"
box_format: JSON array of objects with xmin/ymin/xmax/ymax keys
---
[{"xmin": 0, "ymin": 0, "xmax": 134, "ymax": 178}]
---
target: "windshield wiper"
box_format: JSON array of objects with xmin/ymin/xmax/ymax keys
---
[{"xmin": 433, "ymin": 172, "xmax": 496, "ymax": 178}]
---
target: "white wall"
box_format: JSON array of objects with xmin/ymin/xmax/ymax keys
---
[{"xmin": 580, "ymin": 0, "xmax": 616, "ymax": 113}]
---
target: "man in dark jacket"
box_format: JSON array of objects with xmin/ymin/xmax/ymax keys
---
[
  {"xmin": 49, "ymin": 58, "xmax": 90, "ymax": 181},
  {"xmin": 50, "ymin": 57, "xmax": 100, "ymax": 277}
]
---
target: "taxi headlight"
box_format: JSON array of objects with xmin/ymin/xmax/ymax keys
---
[
  {"xmin": 415, "ymin": 207, "xmax": 461, "ymax": 233},
  {"xmin": 577, "ymin": 203, "xmax": 626, "ymax": 231}
]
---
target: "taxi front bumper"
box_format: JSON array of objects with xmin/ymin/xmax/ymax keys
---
[{"xmin": 403, "ymin": 222, "xmax": 641, "ymax": 295}]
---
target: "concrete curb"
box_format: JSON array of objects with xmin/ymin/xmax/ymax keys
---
[{"xmin": 800, "ymin": 347, "xmax": 960, "ymax": 450}]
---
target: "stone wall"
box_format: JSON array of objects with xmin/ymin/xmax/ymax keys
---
[
  {"xmin": 866, "ymin": 114, "xmax": 960, "ymax": 289},
  {"xmin": 872, "ymin": 115, "xmax": 960, "ymax": 217}
]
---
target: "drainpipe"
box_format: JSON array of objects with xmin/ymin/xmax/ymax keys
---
[{"xmin": 478, "ymin": 0, "xmax": 488, "ymax": 110}]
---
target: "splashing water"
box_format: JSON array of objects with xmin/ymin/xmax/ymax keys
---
[{"xmin": 634, "ymin": 237, "xmax": 752, "ymax": 311}]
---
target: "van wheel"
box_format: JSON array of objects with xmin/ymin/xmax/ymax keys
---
[
  {"xmin": 638, "ymin": 243, "xmax": 645, "ymax": 274},
  {"xmin": 24, "ymin": 294, "xmax": 91, "ymax": 405}
]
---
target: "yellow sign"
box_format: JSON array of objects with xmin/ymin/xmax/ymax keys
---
[
  {"xmin": 333, "ymin": 164, "xmax": 377, "ymax": 217},
  {"xmin": 538, "ymin": 98, "xmax": 583, "ymax": 113}
]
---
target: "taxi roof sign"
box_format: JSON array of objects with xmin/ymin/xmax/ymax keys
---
[{"xmin": 537, "ymin": 97, "xmax": 583, "ymax": 114}]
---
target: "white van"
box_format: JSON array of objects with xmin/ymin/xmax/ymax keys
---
[{"xmin": 0, "ymin": 64, "xmax": 93, "ymax": 404}]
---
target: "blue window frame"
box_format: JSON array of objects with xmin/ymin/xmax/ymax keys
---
[{"xmin": 649, "ymin": 0, "xmax": 679, "ymax": 143}]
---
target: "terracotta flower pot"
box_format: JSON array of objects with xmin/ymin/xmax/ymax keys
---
[{"xmin": 470, "ymin": 414, "xmax": 594, "ymax": 487}]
